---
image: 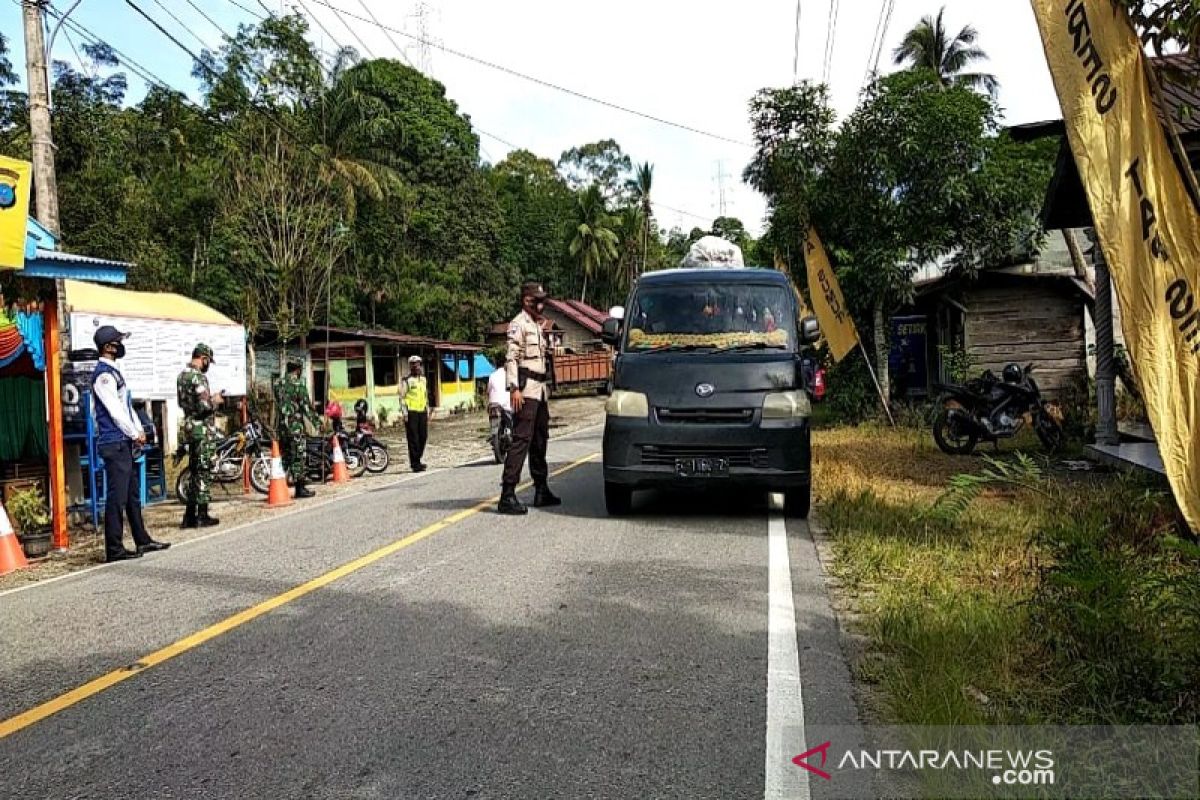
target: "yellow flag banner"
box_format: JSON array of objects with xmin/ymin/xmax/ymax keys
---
[
  {"xmin": 1031, "ymin": 0, "xmax": 1200, "ymax": 531},
  {"xmin": 803, "ymin": 227, "xmax": 858, "ymax": 362},
  {"xmin": 0, "ymin": 155, "xmax": 31, "ymax": 271}
]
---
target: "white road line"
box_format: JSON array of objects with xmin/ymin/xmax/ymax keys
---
[{"xmin": 765, "ymin": 503, "xmax": 810, "ymax": 800}]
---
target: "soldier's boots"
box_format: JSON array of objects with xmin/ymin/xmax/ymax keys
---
[
  {"xmin": 180, "ymin": 503, "xmax": 199, "ymax": 529},
  {"xmin": 533, "ymin": 484, "xmax": 562, "ymax": 508},
  {"xmin": 497, "ymin": 484, "xmax": 527, "ymax": 515},
  {"xmin": 197, "ymin": 506, "xmax": 219, "ymax": 527},
  {"xmin": 295, "ymin": 481, "xmax": 316, "ymax": 499}
]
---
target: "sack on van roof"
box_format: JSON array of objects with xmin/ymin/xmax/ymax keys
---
[{"xmin": 680, "ymin": 236, "xmax": 745, "ymax": 269}]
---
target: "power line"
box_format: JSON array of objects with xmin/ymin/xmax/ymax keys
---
[
  {"xmin": 305, "ymin": 0, "xmax": 752, "ymax": 147},
  {"xmin": 322, "ymin": 0, "xmax": 376, "ymax": 58},
  {"xmin": 792, "ymin": 0, "xmax": 802, "ymax": 83},
  {"xmin": 290, "ymin": 0, "xmax": 352, "ymax": 59},
  {"xmin": 861, "ymin": 0, "xmax": 890, "ymax": 91},
  {"xmin": 873, "ymin": 0, "xmax": 897, "ymax": 76},
  {"xmin": 183, "ymin": 0, "xmax": 233, "ymax": 39},
  {"xmin": 822, "ymin": 0, "xmax": 841, "ymax": 85},
  {"xmin": 148, "ymin": 0, "xmax": 210, "ymax": 51},
  {"xmin": 354, "ymin": 0, "xmax": 412, "ymax": 67}
]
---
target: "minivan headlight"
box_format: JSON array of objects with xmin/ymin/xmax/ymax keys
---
[
  {"xmin": 606, "ymin": 390, "xmax": 649, "ymax": 418},
  {"xmin": 762, "ymin": 391, "xmax": 812, "ymax": 419}
]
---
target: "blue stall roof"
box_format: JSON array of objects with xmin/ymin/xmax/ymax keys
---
[
  {"xmin": 15, "ymin": 217, "xmax": 130, "ymax": 284},
  {"xmin": 442, "ymin": 353, "xmax": 496, "ymax": 380}
]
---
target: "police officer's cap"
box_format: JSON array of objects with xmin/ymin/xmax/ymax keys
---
[
  {"xmin": 92, "ymin": 325, "xmax": 127, "ymax": 349},
  {"xmin": 408, "ymin": 355, "xmax": 422, "ymax": 364},
  {"xmin": 193, "ymin": 343, "xmax": 215, "ymax": 362},
  {"xmin": 521, "ymin": 281, "xmax": 548, "ymax": 300}
]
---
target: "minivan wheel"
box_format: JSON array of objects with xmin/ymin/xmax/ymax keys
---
[
  {"xmin": 784, "ymin": 484, "xmax": 811, "ymax": 519},
  {"xmin": 605, "ymin": 482, "xmax": 633, "ymax": 516}
]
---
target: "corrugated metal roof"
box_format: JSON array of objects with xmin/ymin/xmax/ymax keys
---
[
  {"xmin": 1154, "ymin": 54, "xmax": 1200, "ymax": 135},
  {"xmin": 33, "ymin": 248, "xmax": 132, "ymax": 268}
]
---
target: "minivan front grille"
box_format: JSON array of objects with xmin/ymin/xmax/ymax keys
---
[
  {"xmin": 641, "ymin": 445, "xmax": 769, "ymax": 468},
  {"xmin": 656, "ymin": 407, "xmax": 754, "ymax": 425}
]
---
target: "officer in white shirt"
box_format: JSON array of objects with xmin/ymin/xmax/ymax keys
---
[{"xmin": 91, "ymin": 326, "xmax": 170, "ymax": 562}]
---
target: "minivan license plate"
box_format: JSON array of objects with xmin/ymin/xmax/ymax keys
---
[{"xmin": 675, "ymin": 457, "xmax": 729, "ymax": 478}]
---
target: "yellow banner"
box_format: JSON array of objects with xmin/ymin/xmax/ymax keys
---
[
  {"xmin": 803, "ymin": 227, "xmax": 858, "ymax": 362},
  {"xmin": 1031, "ymin": 0, "xmax": 1200, "ymax": 532},
  {"xmin": 0, "ymin": 155, "xmax": 31, "ymax": 271}
]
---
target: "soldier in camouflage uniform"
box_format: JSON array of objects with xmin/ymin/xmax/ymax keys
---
[
  {"xmin": 273, "ymin": 360, "xmax": 319, "ymax": 498},
  {"xmin": 176, "ymin": 343, "xmax": 224, "ymax": 528}
]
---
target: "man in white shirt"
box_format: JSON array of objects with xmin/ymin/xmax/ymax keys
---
[
  {"xmin": 487, "ymin": 357, "xmax": 513, "ymax": 454},
  {"xmin": 91, "ymin": 326, "xmax": 169, "ymax": 562}
]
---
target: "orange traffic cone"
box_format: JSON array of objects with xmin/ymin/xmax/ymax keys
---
[
  {"xmin": 267, "ymin": 440, "xmax": 293, "ymax": 507},
  {"xmin": 330, "ymin": 435, "xmax": 350, "ymax": 483},
  {"xmin": 0, "ymin": 499, "xmax": 29, "ymax": 576}
]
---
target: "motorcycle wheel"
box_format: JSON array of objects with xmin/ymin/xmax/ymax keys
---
[
  {"xmin": 250, "ymin": 456, "xmax": 272, "ymax": 494},
  {"xmin": 492, "ymin": 434, "xmax": 504, "ymax": 464},
  {"xmin": 345, "ymin": 447, "xmax": 368, "ymax": 478},
  {"xmin": 175, "ymin": 468, "xmax": 191, "ymax": 505},
  {"xmin": 932, "ymin": 408, "xmax": 979, "ymax": 455},
  {"xmin": 365, "ymin": 444, "xmax": 390, "ymax": 473},
  {"xmin": 1034, "ymin": 409, "xmax": 1065, "ymax": 453}
]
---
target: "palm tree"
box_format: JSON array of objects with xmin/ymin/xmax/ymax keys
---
[
  {"xmin": 302, "ymin": 69, "xmax": 405, "ymax": 222},
  {"xmin": 631, "ymin": 162, "xmax": 654, "ymax": 276},
  {"xmin": 569, "ymin": 185, "xmax": 619, "ymax": 305},
  {"xmin": 616, "ymin": 205, "xmax": 646, "ymax": 291},
  {"xmin": 892, "ymin": 7, "xmax": 999, "ymax": 96}
]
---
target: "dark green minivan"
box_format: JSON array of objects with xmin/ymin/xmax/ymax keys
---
[{"xmin": 600, "ymin": 267, "xmax": 820, "ymax": 517}]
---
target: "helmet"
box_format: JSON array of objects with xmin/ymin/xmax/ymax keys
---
[
  {"xmin": 354, "ymin": 399, "xmax": 368, "ymax": 416},
  {"xmin": 1002, "ymin": 364, "xmax": 1023, "ymax": 384},
  {"xmin": 408, "ymin": 355, "xmax": 422, "ymax": 365}
]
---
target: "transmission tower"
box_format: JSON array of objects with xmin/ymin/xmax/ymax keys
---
[
  {"xmin": 713, "ymin": 161, "xmax": 733, "ymax": 218},
  {"xmin": 410, "ymin": 0, "xmax": 435, "ymax": 74}
]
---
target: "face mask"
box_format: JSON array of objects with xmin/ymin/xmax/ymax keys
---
[
  {"xmin": 113, "ymin": 343, "xmax": 126, "ymax": 359},
  {"xmin": 201, "ymin": 360, "xmax": 211, "ymax": 374}
]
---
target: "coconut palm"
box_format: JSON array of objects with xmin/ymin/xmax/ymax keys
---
[
  {"xmin": 631, "ymin": 162, "xmax": 654, "ymax": 276},
  {"xmin": 616, "ymin": 205, "xmax": 647, "ymax": 291},
  {"xmin": 569, "ymin": 185, "xmax": 620, "ymax": 305},
  {"xmin": 892, "ymin": 7, "xmax": 999, "ymax": 96}
]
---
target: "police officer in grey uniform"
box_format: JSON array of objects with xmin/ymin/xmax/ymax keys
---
[{"xmin": 498, "ymin": 282, "xmax": 562, "ymax": 515}]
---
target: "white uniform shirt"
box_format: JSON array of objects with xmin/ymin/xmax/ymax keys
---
[
  {"xmin": 487, "ymin": 367, "xmax": 512, "ymax": 411},
  {"xmin": 93, "ymin": 358, "xmax": 144, "ymax": 440}
]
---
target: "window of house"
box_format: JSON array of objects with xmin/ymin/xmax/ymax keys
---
[
  {"xmin": 372, "ymin": 355, "xmax": 395, "ymax": 387},
  {"xmin": 439, "ymin": 356, "xmax": 456, "ymax": 385},
  {"xmin": 347, "ymin": 360, "xmax": 367, "ymax": 388}
]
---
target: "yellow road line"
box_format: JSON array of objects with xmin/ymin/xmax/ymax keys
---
[{"xmin": 0, "ymin": 453, "xmax": 598, "ymax": 740}]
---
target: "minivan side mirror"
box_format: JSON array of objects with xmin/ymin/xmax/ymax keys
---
[
  {"xmin": 800, "ymin": 315, "xmax": 820, "ymax": 344},
  {"xmin": 608, "ymin": 305, "xmax": 625, "ymax": 321},
  {"xmin": 601, "ymin": 317, "xmax": 622, "ymax": 346}
]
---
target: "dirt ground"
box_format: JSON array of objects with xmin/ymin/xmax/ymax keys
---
[{"xmin": 1, "ymin": 396, "xmax": 606, "ymax": 592}]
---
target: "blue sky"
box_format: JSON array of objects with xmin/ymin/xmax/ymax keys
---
[{"xmin": 1, "ymin": 1, "xmax": 1063, "ymax": 237}]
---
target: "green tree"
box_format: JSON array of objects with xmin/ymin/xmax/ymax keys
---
[
  {"xmin": 568, "ymin": 185, "xmax": 619, "ymax": 305},
  {"xmin": 1121, "ymin": 1, "xmax": 1197, "ymax": 53},
  {"xmin": 488, "ymin": 149, "xmax": 574, "ymax": 295},
  {"xmin": 558, "ymin": 139, "xmax": 633, "ymax": 202},
  {"xmin": 892, "ymin": 7, "xmax": 999, "ymax": 96},
  {"xmin": 631, "ymin": 162, "xmax": 654, "ymax": 277}
]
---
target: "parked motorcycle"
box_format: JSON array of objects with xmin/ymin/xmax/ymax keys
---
[
  {"xmin": 488, "ymin": 406, "xmax": 514, "ymax": 464},
  {"xmin": 174, "ymin": 420, "xmax": 272, "ymax": 502},
  {"xmin": 304, "ymin": 433, "xmax": 367, "ymax": 482},
  {"xmin": 932, "ymin": 363, "xmax": 1064, "ymax": 455}
]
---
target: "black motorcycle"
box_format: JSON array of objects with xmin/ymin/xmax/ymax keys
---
[
  {"xmin": 488, "ymin": 407, "xmax": 514, "ymax": 464},
  {"xmin": 932, "ymin": 363, "xmax": 1064, "ymax": 455},
  {"xmin": 303, "ymin": 432, "xmax": 367, "ymax": 482},
  {"xmin": 174, "ymin": 420, "xmax": 272, "ymax": 502}
]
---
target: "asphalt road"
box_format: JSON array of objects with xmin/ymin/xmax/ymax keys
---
[{"xmin": 0, "ymin": 427, "xmax": 862, "ymax": 799}]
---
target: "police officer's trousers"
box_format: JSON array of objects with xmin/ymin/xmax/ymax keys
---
[{"xmin": 501, "ymin": 397, "xmax": 549, "ymax": 487}]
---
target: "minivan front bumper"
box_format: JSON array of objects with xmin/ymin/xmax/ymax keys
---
[{"xmin": 602, "ymin": 415, "xmax": 811, "ymax": 491}]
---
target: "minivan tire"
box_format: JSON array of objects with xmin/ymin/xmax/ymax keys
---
[
  {"xmin": 784, "ymin": 484, "xmax": 811, "ymax": 519},
  {"xmin": 605, "ymin": 482, "xmax": 633, "ymax": 516}
]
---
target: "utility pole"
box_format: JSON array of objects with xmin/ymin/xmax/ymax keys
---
[{"xmin": 22, "ymin": 0, "xmax": 60, "ymax": 235}]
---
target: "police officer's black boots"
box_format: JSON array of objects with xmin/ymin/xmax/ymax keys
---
[
  {"xmin": 533, "ymin": 484, "xmax": 562, "ymax": 508},
  {"xmin": 197, "ymin": 505, "xmax": 219, "ymax": 527},
  {"xmin": 181, "ymin": 502, "xmax": 198, "ymax": 529},
  {"xmin": 295, "ymin": 481, "xmax": 316, "ymax": 499},
  {"xmin": 497, "ymin": 484, "xmax": 527, "ymax": 515}
]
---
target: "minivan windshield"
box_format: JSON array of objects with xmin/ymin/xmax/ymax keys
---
[{"xmin": 624, "ymin": 282, "xmax": 796, "ymax": 353}]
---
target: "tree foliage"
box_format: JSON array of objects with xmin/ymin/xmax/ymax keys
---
[{"xmin": 892, "ymin": 6, "xmax": 999, "ymax": 96}]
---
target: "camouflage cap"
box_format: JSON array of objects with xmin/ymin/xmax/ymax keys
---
[{"xmin": 193, "ymin": 343, "xmax": 215, "ymax": 362}]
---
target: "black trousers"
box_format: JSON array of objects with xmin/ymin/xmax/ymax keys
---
[
  {"xmin": 99, "ymin": 440, "xmax": 151, "ymax": 557},
  {"xmin": 502, "ymin": 398, "xmax": 549, "ymax": 487},
  {"xmin": 405, "ymin": 410, "xmax": 428, "ymax": 468}
]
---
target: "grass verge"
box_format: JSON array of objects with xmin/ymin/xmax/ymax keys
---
[{"xmin": 814, "ymin": 422, "xmax": 1198, "ymax": 726}]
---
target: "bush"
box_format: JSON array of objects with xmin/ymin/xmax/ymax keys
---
[
  {"xmin": 824, "ymin": 355, "xmax": 876, "ymax": 424},
  {"xmin": 8, "ymin": 486, "xmax": 50, "ymax": 532}
]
